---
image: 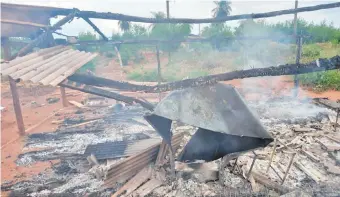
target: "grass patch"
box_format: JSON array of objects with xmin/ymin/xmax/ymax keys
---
[
  {"xmin": 298, "ymin": 42, "xmax": 340, "ymax": 91},
  {"xmin": 127, "ymin": 66, "xmax": 209, "ymax": 82},
  {"xmin": 298, "ymin": 70, "xmax": 340, "ymax": 91}
]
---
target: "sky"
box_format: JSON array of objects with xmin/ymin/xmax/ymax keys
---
[{"xmin": 2, "ymin": 0, "xmax": 340, "ymax": 38}]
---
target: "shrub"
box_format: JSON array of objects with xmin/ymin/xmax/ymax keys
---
[
  {"xmin": 302, "ymin": 44, "xmax": 322, "ymax": 57},
  {"xmin": 298, "ymin": 70, "xmax": 340, "ymax": 91}
]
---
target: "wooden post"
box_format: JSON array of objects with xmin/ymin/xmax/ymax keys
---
[
  {"xmin": 281, "ymin": 152, "xmax": 296, "ymax": 184},
  {"xmin": 166, "ymin": 0, "xmax": 171, "ymax": 65},
  {"xmin": 114, "ymin": 46, "xmax": 123, "ymax": 68},
  {"xmin": 156, "ymin": 45, "xmax": 162, "ymax": 102},
  {"xmin": 335, "ymin": 109, "xmax": 339, "ymax": 132},
  {"xmin": 2, "ymin": 38, "xmax": 25, "ymax": 136},
  {"xmin": 60, "ymin": 86, "xmax": 68, "ymax": 107},
  {"xmin": 293, "ymin": 36, "xmax": 302, "ymax": 97},
  {"xmin": 266, "ymin": 139, "xmax": 277, "ymax": 173},
  {"xmin": 8, "ymin": 77, "xmax": 25, "ymax": 136},
  {"xmin": 293, "ymin": 0, "xmax": 299, "ymax": 97}
]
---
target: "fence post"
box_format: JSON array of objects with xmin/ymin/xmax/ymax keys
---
[
  {"xmin": 156, "ymin": 45, "xmax": 162, "ymax": 102},
  {"xmin": 293, "ymin": 36, "xmax": 302, "ymax": 97}
]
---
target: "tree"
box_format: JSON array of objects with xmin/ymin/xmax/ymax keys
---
[
  {"xmin": 118, "ymin": 20, "xmax": 131, "ymax": 32},
  {"xmin": 149, "ymin": 11, "xmax": 166, "ymax": 31},
  {"xmin": 212, "ymin": 1, "xmax": 232, "ymax": 18},
  {"xmin": 78, "ymin": 31, "xmax": 97, "ymax": 41}
]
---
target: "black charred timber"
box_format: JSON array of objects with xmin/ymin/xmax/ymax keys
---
[
  {"xmin": 16, "ymin": 10, "xmax": 78, "ymax": 57},
  {"xmin": 82, "ymin": 17, "xmax": 109, "ymax": 41},
  {"xmin": 60, "ymin": 80, "xmax": 155, "ymax": 111},
  {"xmin": 68, "ymin": 55, "xmax": 340, "ymax": 93},
  {"xmin": 52, "ymin": 2, "xmax": 340, "ymax": 24},
  {"xmin": 72, "ymin": 35, "xmax": 297, "ymax": 45}
]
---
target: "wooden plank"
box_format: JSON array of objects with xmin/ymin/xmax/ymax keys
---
[
  {"xmin": 68, "ymin": 100, "xmax": 86, "ymax": 108},
  {"xmin": 60, "ymin": 86, "xmax": 68, "ymax": 107},
  {"xmin": 155, "ymin": 140, "xmax": 168, "ymax": 166},
  {"xmin": 325, "ymin": 135, "xmax": 340, "ymax": 143},
  {"xmin": 251, "ymin": 171, "xmax": 289, "ymax": 194},
  {"xmin": 65, "ymin": 120, "xmax": 98, "ymax": 129},
  {"xmin": 8, "ymin": 77, "xmax": 25, "ymax": 136},
  {"xmin": 104, "ymin": 132, "xmax": 186, "ymax": 187},
  {"xmin": 294, "ymin": 161, "xmax": 322, "ymax": 183},
  {"xmin": 316, "ymin": 139, "xmax": 340, "ymax": 151},
  {"xmin": 111, "ymin": 166, "xmax": 152, "ymax": 197},
  {"xmin": 132, "ymin": 178, "xmax": 163, "ymax": 197},
  {"xmin": 61, "ymin": 82, "xmax": 155, "ymax": 111},
  {"xmin": 300, "ymin": 150, "xmax": 319, "ymax": 162}
]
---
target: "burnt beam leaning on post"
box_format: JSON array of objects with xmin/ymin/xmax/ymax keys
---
[
  {"xmin": 82, "ymin": 17, "xmax": 108, "ymax": 41},
  {"xmin": 2, "ymin": 38, "xmax": 25, "ymax": 135},
  {"xmin": 60, "ymin": 80, "xmax": 155, "ymax": 111},
  {"xmin": 15, "ymin": 9, "xmax": 79, "ymax": 58},
  {"xmin": 68, "ymin": 55, "xmax": 340, "ymax": 93}
]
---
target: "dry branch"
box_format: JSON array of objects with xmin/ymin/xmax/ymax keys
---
[
  {"xmin": 60, "ymin": 81, "xmax": 155, "ymax": 111},
  {"xmin": 68, "ymin": 55, "xmax": 340, "ymax": 93},
  {"xmin": 54, "ymin": 2, "xmax": 340, "ymax": 24}
]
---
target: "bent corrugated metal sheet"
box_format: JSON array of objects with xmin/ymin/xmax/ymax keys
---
[{"xmin": 145, "ymin": 83, "xmax": 273, "ymax": 162}]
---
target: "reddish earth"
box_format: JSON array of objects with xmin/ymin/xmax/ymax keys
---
[{"xmin": 1, "ymin": 58, "xmax": 339, "ymax": 196}]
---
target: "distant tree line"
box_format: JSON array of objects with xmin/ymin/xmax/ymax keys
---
[{"xmin": 76, "ymin": 1, "xmax": 340, "ymax": 62}]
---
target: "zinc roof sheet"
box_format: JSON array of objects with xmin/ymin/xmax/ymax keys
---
[{"xmin": 1, "ymin": 46, "xmax": 98, "ymax": 87}]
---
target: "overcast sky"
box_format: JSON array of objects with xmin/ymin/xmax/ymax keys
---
[{"xmin": 3, "ymin": 0, "xmax": 340, "ymax": 38}]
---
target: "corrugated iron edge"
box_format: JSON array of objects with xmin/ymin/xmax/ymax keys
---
[{"xmin": 103, "ymin": 132, "xmax": 188, "ymax": 188}]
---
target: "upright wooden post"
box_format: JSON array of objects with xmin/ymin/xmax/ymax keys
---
[
  {"xmin": 294, "ymin": 36, "xmax": 302, "ymax": 97},
  {"xmin": 166, "ymin": 0, "xmax": 171, "ymax": 64},
  {"xmin": 2, "ymin": 38, "xmax": 25, "ymax": 135},
  {"xmin": 60, "ymin": 86, "xmax": 68, "ymax": 107},
  {"xmin": 8, "ymin": 77, "xmax": 25, "ymax": 136},
  {"xmin": 156, "ymin": 45, "xmax": 162, "ymax": 102},
  {"xmin": 293, "ymin": 0, "xmax": 299, "ymax": 97}
]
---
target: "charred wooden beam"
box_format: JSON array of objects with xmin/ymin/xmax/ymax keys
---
[
  {"xmin": 68, "ymin": 55, "xmax": 340, "ymax": 93},
  {"xmin": 82, "ymin": 17, "xmax": 108, "ymax": 41},
  {"xmin": 16, "ymin": 10, "xmax": 78, "ymax": 57},
  {"xmin": 53, "ymin": 2, "xmax": 340, "ymax": 24},
  {"xmin": 60, "ymin": 80, "xmax": 154, "ymax": 111},
  {"xmin": 72, "ymin": 35, "xmax": 294, "ymax": 46}
]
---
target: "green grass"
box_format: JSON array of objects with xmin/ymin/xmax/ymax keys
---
[
  {"xmin": 298, "ymin": 42, "xmax": 340, "ymax": 91},
  {"xmin": 127, "ymin": 67, "xmax": 209, "ymax": 82}
]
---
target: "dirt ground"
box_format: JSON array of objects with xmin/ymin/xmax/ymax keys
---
[{"xmin": 1, "ymin": 58, "xmax": 340, "ymax": 196}]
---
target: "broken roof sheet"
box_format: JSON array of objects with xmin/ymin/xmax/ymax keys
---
[
  {"xmin": 84, "ymin": 138, "xmax": 161, "ymax": 160},
  {"xmin": 146, "ymin": 83, "xmax": 272, "ymax": 139},
  {"xmin": 1, "ymin": 3, "xmax": 68, "ymax": 37},
  {"xmin": 0, "ymin": 46, "xmax": 98, "ymax": 87}
]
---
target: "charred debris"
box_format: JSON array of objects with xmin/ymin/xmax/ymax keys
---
[{"xmin": 2, "ymin": 83, "xmax": 340, "ymax": 197}]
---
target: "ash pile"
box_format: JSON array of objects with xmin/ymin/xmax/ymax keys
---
[{"xmin": 2, "ymin": 84, "xmax": 340, "ymax": 197}]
